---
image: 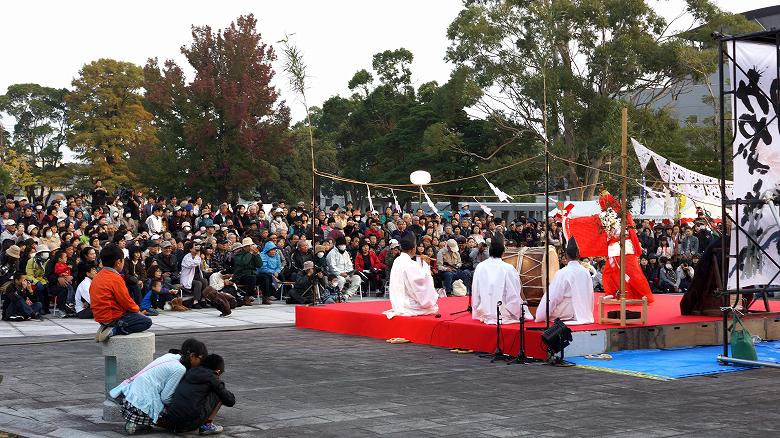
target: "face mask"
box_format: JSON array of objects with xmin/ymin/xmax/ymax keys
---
[
  {"xmin": 666, "ymin": 263, "xmax": 673, "ymax": 269},
  {"xmin": 337, "ymin": 245, "xmax": 347, "ymax": 252},
  {"xmin": 40, "ymin": 253, "xmax": 49, "ymax": 260},
  {"xmin": 330, "ymin": 281, "xmax": 339, "ymax": 287},
  {"xmin": 125, "ymin": 213, "xmax": 131, "ymax": 218},
  {"xmin": 317, "ymin": 252, "xmax": 325, "ymax": 258},
  {"xmin": 45, "ymin": 231, "xmax": 53, "ymax": 238},
  {"xmin": 275, "ymin": 217, "xmax": 282, "ymax": 222},
  {"xmin": 184, "ymin": 226, "xmax": 191, "ymax": 231}
]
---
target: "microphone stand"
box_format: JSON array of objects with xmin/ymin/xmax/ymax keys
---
[
  {"xmin": 510, "ymin": 301, "xmax": 538, "ymax": 364},
  {"xmin": 450, "ymin": 284, "xmax": 472, "ymax": 316},
  {"xmin": 480, "ymin": 301, "xmax": 512, "ymax": 363}
]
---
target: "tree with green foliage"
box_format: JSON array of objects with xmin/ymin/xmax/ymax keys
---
[
  {"xmin": 318, "ymin": 48, "xmax": 537, "ymax": 208},
  {"xmin": 67, "ymin": 59, "xmax": 156, "ymax": 191},
  {"xmin": 0, "ymin": 83, "xmax": 68, "ymax": 200},
  {"xmin": 445, "ymin": 0, "xmax": 758, "ymax": 200}
]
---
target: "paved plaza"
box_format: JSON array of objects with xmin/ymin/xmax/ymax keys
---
[
  {"xmin": 0, "ymin": 304, "xmax": 297, "ymax": 339},
  {"xmin": 1, "ymin": 322, "xmax": 780, "ymax": 437}
]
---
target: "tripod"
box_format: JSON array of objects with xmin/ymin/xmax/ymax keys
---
[
  {"xmin": 510, "ymin": 301, "xmax": 538, "ymax": 364},
  {"xmin": 480, "ymin": 301, "xmax": 513, "ymax": 363}
]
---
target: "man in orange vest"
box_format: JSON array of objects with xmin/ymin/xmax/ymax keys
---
[{"xmin": 91, "ymin": 243, "xmax": 152, "ymax": 342}]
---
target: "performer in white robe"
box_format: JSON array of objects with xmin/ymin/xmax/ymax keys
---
[
  {"xmin": 472, "ymin": 233, "xmax": 532, "ymax": 324},
  {"xmin": 383, "ymin": 232, "xmax": 439, "ymax": 319},
  {"xmin": 535, "ymin": 237, "xmax": 595, "ymax": 325}
]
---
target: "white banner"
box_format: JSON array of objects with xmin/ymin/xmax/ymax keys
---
[
  {"xmin": 728, "ymin": 41, "xmax": 780, "ymax": 288},
  {"xmin": 631, "ymin": 139, "xmax": 654, "ymax": 171}
]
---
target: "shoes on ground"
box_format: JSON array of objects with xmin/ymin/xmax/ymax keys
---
[
  {"xmin": 261, "ymin": 297, "xmax": 273, "ymax": 305},
  {"xmin": 142, "ymin": 309, "xmax": 159, "ymax": 316},
  {"xmin": 199, "ymin": 422, "xmax": 224, "ymax": 435}
]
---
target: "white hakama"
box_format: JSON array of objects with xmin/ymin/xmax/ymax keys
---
[
  {"xmin": 383, "ymin": 252, "xmax": 439, "ymax": 319},
  {"xmin": 534, "ymin": 260, "xmax": 595, "ymax": 325},
  {"xmin": 471, "ymin": 257, "xmax": 532, "ymax": 324}
]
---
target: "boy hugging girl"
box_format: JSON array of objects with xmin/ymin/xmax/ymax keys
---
[{"xmin": 110, "ymin": 339, "xmax": 236, "ymax": 435}]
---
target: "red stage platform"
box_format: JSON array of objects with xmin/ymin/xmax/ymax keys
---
[{"xmin": 295, "ymin": 294, "xmax": 780, "ymax": 358}]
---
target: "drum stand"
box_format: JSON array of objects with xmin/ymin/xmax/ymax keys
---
[{"xmin": 480, "ymin": 301, "xmax": 513, "ymax": 363}]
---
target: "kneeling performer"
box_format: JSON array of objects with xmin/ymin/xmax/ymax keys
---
[
  {"xmin": 383, "ymin": 232, "xmax": 439, "ymax": 319},
  {"xmin": 535, "ymin": 237, "xmax": 595, "ymax": 325},
  {"xmin": 472, "ymin": 233, "xmax": 532, "ymax": 324}
]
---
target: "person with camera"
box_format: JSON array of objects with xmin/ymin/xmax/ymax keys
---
[
  {"xmin": 286, "ymin": 261, "xmax": 327, "ymax": 304},
  {"xmin": 1, "ymin": 272, "xmax": 44, "ymax": 321}
]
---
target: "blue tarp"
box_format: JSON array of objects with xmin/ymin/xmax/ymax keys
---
[{"xmin": 569, "ymin": 341, "xmax": 780, "ymax": 380}]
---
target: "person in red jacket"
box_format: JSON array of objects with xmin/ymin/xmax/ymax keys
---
[
  {"xmin": 354, "ymin": 242, "xmax": 385, "ymax": 293},
  {"xmin": 91, "ymin": 243, "xmax": 152, "ymax": 342}
]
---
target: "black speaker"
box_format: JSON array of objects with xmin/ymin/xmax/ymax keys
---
[{"xmin": 541, "ymin": 318, "xmax": 573, "ymax": 354}]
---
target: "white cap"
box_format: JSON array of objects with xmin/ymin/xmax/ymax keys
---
[
  {"xmin": 182, "ymin": 222, "xmax": 191, "ymax": 228},
  {"xmin": 150, "ymin": 234, "xmax": 161, "ymax": 240},
  {"xmin": 389, "ymin": 239, "xmax": 399, "ymax": 249},
  {"xmin": 5, "ymin": 219, "xmax": 15, "ymax": 226}
]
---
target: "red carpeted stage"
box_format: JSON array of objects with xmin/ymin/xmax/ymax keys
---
[{"xmin": 295, "ymin": 294, "xmax": 780, "ymax": 358}]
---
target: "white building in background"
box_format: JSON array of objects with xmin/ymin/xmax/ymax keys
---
[{"xmin": 649, "ymin": 6, "xmax": 780, "ymax": 125}]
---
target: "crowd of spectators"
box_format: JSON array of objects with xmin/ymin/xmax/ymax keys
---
[{"xmin": 0, "ymin": 180, "xmax": 717, "ymax": 322}]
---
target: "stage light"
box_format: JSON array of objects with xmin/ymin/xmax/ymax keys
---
[
  {"xmin": 409, "ymin": 170, "xmax": 431, "ymax": 186},
  {"xmin": 541, "ymin": 318, "xmax": 573, "ymax": 364}
]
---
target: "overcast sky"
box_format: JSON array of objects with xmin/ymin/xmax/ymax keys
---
[{"xmin": 1, "ymin": 0, "xmax": 779, "ymax": 126}]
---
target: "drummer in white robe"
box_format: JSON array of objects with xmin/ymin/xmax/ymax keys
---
[
  {"xmin": 472, "ymin": 233, "xmax": 532, "ymax": 324},
  {"xmin": 534, "ymin": 237, "xmax": 595, "ymax": 325},
  {"xmin": 383, "ymin": 232, "xmax": 439, "ymax": 319}
]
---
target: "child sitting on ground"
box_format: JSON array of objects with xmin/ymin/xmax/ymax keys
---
[
  {"xmin": 320, "ymin": 274, "xmax": 343, "ymax": 304},
  {"xmin": 160, "ymin": 353, "xmax": 235, "ymax": 435},
  {"xmin": 139, "ymin": 280, "xmax": 176, "ymax": 316}
]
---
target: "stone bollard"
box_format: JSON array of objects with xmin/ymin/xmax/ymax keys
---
[{"xmin": 101, "ymin": 332, "xmax": 155, "ymax": 421}]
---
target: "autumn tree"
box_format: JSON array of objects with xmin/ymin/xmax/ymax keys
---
[
  {"xmin": 0, "ymin": 83, "xmax": 68, "ymax": 200},
  {"xmin": 145, "ymin": 14, "xmax": 291, "ymax": 201},
  {"xmin": 67, "ymin": 59, "xmax": 156, "ymax": 190}
]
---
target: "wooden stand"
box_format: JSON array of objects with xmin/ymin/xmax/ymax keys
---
[
  {"xmin": 598, "ymin": 296, "xmax": 648, "ymax": 326},
  {"xmin": 597, "ymin": 107, "xmax": 648, "ymax": 327}
]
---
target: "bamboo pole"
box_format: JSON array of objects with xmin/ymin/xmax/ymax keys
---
[{"xmin": 619, "ymin": 107, "xmax": 628, "ymax": 299}]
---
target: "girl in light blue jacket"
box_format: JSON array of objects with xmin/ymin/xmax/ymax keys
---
[{"xmin": 109, "ymin": 338, "xmax": 207, "ymax": 435}]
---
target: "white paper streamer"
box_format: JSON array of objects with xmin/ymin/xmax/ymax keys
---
[
  {"xmin": 421, "ymin": 187, "xmax": 439, "ymax": 216},
  {"xmin": 366, "ymin": 183, "xmax": 375, "ymax": 214},
  {"xmin": 474, "ymin": 197, "xmax": 493, "ymax": 216},
  {"xmin": 484, "ymin": 176, "xmax": 513, "ymax": 203},
  {"xmin": 390, "ymin": 188, "xmax": 401, "ymax": 213}
]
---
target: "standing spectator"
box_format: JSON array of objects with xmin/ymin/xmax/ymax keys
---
[
  {"xmin": 91, "ymin": 179, "xmax": 108, "ymax": 208},
  {"xmin": 91, "ymin": 243, "xmax": 152, "ymax": 342},
  {"xmin": 145, "ymin": 207, "xmax": 164, "ymax": 234}
]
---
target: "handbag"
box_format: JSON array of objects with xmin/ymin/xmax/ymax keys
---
[{"xmin": 730, "ymin": 312, "xmax": 758, "ymax": 361}]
